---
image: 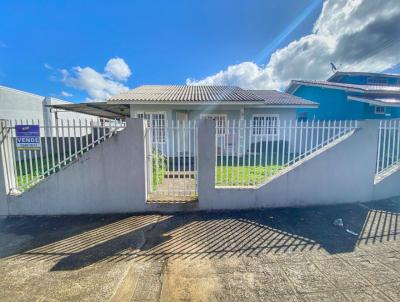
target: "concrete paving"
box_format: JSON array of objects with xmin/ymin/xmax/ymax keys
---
[{"xmin": 1, "ymin": 198, "xmax": 400, "ymax": 301}]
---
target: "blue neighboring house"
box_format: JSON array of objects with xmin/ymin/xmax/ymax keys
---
[{"xmin": 286, "ymin": 71, "xmax": 400, "ymax": 120}]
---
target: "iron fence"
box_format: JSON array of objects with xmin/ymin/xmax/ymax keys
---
[
  {"xmin": 215, "ymin": 119, "xmax": 359, "ymax": 187},
  {"xmin": 0, "ymin": 118, "xmax": 125, "ymax": 193},
  {"xmin": 145, "ymin": 120, "xmax": 198, "ymax": 199},
  {"xmin": 376, "ymin": 119, "xmax": 400, "ymax": 182}
]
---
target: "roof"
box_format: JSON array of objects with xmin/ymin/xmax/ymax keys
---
[
  {"xmin": 286, "ymin": 80, "xmax": 400, "ymax": 94},
  {"xmin": 48, "ymin": 102, "xmax": 130, "ymax": 119},
  {"xmin": 47, "ymin": 85, "xmax": 318, "ymax": 118},
  {"xmin": 108, "ymin": 85, "xmax": 317, "ymax": 107},
  {"xmin": 247, "ymin": 89, "xmax": 317, "ymax": 107},
  {"xmin": 328, "ymin": 71, "xmax": 400, "ymax": 82},
  {"xmin": 108, "ymin": 85, "xmax": 265, "ymax": 104}
]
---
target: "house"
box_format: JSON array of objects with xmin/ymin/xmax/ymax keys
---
[
  {"xmin": 286, "ymin": 71, "xmax": 400, "ymax": 120},
  {"xmin": 50, "ymin": 85, "xmax": 317, "ymax": 128},
  {"xmin": 0, "ymin": 85, "xmax": 95, "ymax": 125},
  {"xmin": 49, "ymin": 85, "xmax": 317, "ymax": 158}
]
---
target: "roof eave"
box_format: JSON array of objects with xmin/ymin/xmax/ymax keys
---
[
  {"xmin": 107, "ymin": 100, "xmax": 318, "ymax": 108},
  {"xmin": 107, "ymin": 100, "xmax": 266, "ymax": 105},
  {"xmin": 347, "ymin": 96, "xmax": 400, "ymax": 107}
]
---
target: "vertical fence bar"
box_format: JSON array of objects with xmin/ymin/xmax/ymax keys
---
[
  {"xmin": 188, "ymin": 120, "xmax": 191, "ymax": 192},
  {"xmin": 172, "ymin": 120, "xmax": 175, "ymax": 184},
  {"xmin": 381, "ymin": 120, "xmax": 387, "ymax": 172},
  {"xmin": 231, "ymin": 120, "xmax": 236, "ymax": 186},
  {"xmin": 269, "ymin": 120, "xmax": 275, "ymax": 178},
  {"xmin": 166, "ymin": 121, "xmax": 170, "ymax": 195},
  {"xmin": 281, "ymin": 120, "xmax": 286, "ymax": 170},
  {"xmin": 85, "ymin": 119, "xmax": 89, "ymax": 152},
  {"xmin": 8, "ymin": 120, "xmax": 18, "ymax": 189},
  {"xmin": 241, "ymin": 120, "xmax": 246, "ymax": 187},
  {"xmin": 391, "ymin": 120, "xmax": 396, "ymax": 167},
  {"xmin": 177, "ymin": 120, "xmax": 180, "ymax": 194},
  {"xmin": 32, "ymin": 119, "xmax": 39, "ymax": 182},
  {"xmin": 275, "ymin": 119, "xmax": 280, "ymax": 176},
  {"xmin": 61, "ymin": 119, "xmax": 66, "ymax": 166},
  {"xmin": 235, "ymin": 120, "xmax": 240, "ymax": 185},
  {"xmin": 293, "ymin": 120, "xmax": 298, "ymax": 165},
  {"xmin": 73, "ymin": 119, "xmax": 77, "ymax": 159},
  {"xmin": 310, "ymin": 120, "xmax": 314, "ymax": 154},
  {"xmin": 55, "ymin": 118, "xmax": 61, "ymax": 170},
  {"xmin": 396, "ymin": 120, "xmax": 400, "ymax": 164},
  {"xmin": 247, "ymin": 121, "xmax": 252, "ymax": 186},
  {"xmin": 79, "ymin": 119, "xmax": 83, "ymax": 156},
  {"xmin": 26, "ymin": 119, "xmax": 34, "ymax": 185},
  {"xmin": 375, "ymin": 121, "xmax": 381, "ymax": 175},
  {"xmin": 67, "ymin": 120, "xmax": 71, "ymax": 162},
  {"xmin": 15, "ymin": 120, "xmax": 23, "ymax": 189},
  {"xmin": 252, "ymin": 120, "xmax": 257, "ymax": 185},
  {"xmin": 287, "ymin": 120, "xmax": 292, "ymax": 166}
]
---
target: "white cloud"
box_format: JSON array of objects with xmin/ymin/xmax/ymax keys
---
[
  {"xmin": 60, "ymin": 91, "xmax": 73, "ymax": 97},
  {"xmin": 104, "ymin": 57, "xmax": 132, "ymax": 81},
  {"xmin": 187, "ymin": 0, "xmax": 400, "ymax": 90},
  {"xmin": 44, "ymin": 63, "xmax": 53, "ymax": 70},
  {"xmin": 59, "ymin": 57, "xmax": 131, "ymax": 101}
]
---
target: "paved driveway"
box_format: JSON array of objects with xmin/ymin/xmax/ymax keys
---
[{"xmin": 1, "ymin": 199, "xmax": 400, "ymax": 301}]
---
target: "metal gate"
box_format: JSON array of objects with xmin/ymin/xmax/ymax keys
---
[{"xmin": 144, "ymin": 120, "xmax": 198, "ymax": 201}]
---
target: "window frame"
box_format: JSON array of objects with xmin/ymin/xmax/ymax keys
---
[
  {"xmin": 251, "ymin": 114, "xmax": 279, "ymax": 136},
  {"xmin": 367, "ymin": 77, "xmax": 388, "ymax": 85},
  {"xmin": 374, "ymin": 106, "xmax": 386, "ymax": 115},
  {"xmin": 200, "ymin": 113, "xmax": 227, "ymax": 135},
  {"xmin": 136, "ymin": 111, "xmax": 167, "ymax": 143}
]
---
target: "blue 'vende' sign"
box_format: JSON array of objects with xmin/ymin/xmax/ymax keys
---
[{"xmin": 15, "ymin": 125, "xmax": 41, "ymax": 150}]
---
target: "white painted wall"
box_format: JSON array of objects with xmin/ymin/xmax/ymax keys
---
[
  {"xmin": 197, "ymin": 119, "xmax": 400, "ymax": 210},
  {"xmin": 0, "ymin": 86, "xmax": 96, "ymax": 125},
  {"xmin": 1, "ymin": 118, "xmax": 399, "ymax": 216},
  {"xmin": 0, "ymin": 86, "xmax": 46, "ymax": 123},
  {"xmin": 2, "ymin": 119, "xmax": 147, "ymax": 215}
]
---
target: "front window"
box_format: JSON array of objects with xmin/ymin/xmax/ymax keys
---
[
  {"xmin": 374, "ymin": 106, "xmax": 386, "ymax": 115},
  {"xmin": 367, "ymin": 77, "xmax": 388, "ymax": 85},
  {"xmin": 137, "ymin": 112, "xmax": 166, "ymax": 143},
  {"xmin": 200, "ymin": 114, "xmax": 227, "ymax": 135},
  {"xmin": 252, "ymin": 115, "xmax": 279, "ymax": 135}
]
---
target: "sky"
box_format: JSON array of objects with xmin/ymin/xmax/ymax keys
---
[{"xmin": 0, "ymin": 0, "xmax": 399, "ymax": 102}]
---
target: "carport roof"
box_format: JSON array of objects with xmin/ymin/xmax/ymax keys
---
[{"xmin": 47, "ymin": 102, "xmax": 130, "ymax": 119}]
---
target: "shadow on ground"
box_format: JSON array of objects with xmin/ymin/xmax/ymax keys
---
[{"xmin": 1, "ymin": 198, "xmax": 399, "ymax": 271}]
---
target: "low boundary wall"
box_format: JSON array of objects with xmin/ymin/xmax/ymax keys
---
[
  {"xmin": 1, "ymin": 118, "xmax": 400, "ymax": 215},
  {"xmin": 198, "ymin": 119, "xmax": 400, "ymax": 210},
  {"xmin": 0, "ymin": 119, "xmax": 147, "ymax": 215}
]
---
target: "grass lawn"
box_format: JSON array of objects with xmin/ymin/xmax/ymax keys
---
[
  {"xmin": 216, "ymin": 165, "xmax": 282, "ymax": 186},
  {"xmin": 14, "ymin": 154, "xmax": 73, "ymax": 191}
]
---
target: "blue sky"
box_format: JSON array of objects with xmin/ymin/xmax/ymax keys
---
[{"xmin": 0, "ymin": 0, "xmax": 399, "ymax": 102}]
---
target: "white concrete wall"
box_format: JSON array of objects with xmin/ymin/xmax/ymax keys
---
[
  {"xmin": 1, "ymin": 118, "xmax": 400, "ymax": 216},
  {"xmin": 1, "ymin": 119, "xmax": 147, "ymax": 215},
  {"xmin": 0, "ymin": 86, "xmax": 46, "ymax": 123},
  {"xmin": 198, "ymin": 119, "xmax": 400, "ymax": 210},
  {"xmin": 0, "ymin": 86, "xmax": 96, "ymax": 126}
]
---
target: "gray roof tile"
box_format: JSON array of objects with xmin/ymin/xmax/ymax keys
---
[
  {"xmin": 247, "ymin": 89, "xmax": 317, "ymax": 106},
  {"xmin": 108, "ymin": 85, "xmax": 317, "ymax": 107},
  {"xmin": 108, "ymin": 85, "xmax": 264, "ymax": 103}
]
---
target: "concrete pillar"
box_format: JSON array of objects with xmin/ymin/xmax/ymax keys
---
[
  {"xmin": 197, "ymin": 119, "xmax": 216, "ymax": 207},
  {"xmin": 125, "ymin": 118, "xmax": 148, "ymax": 201}
]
